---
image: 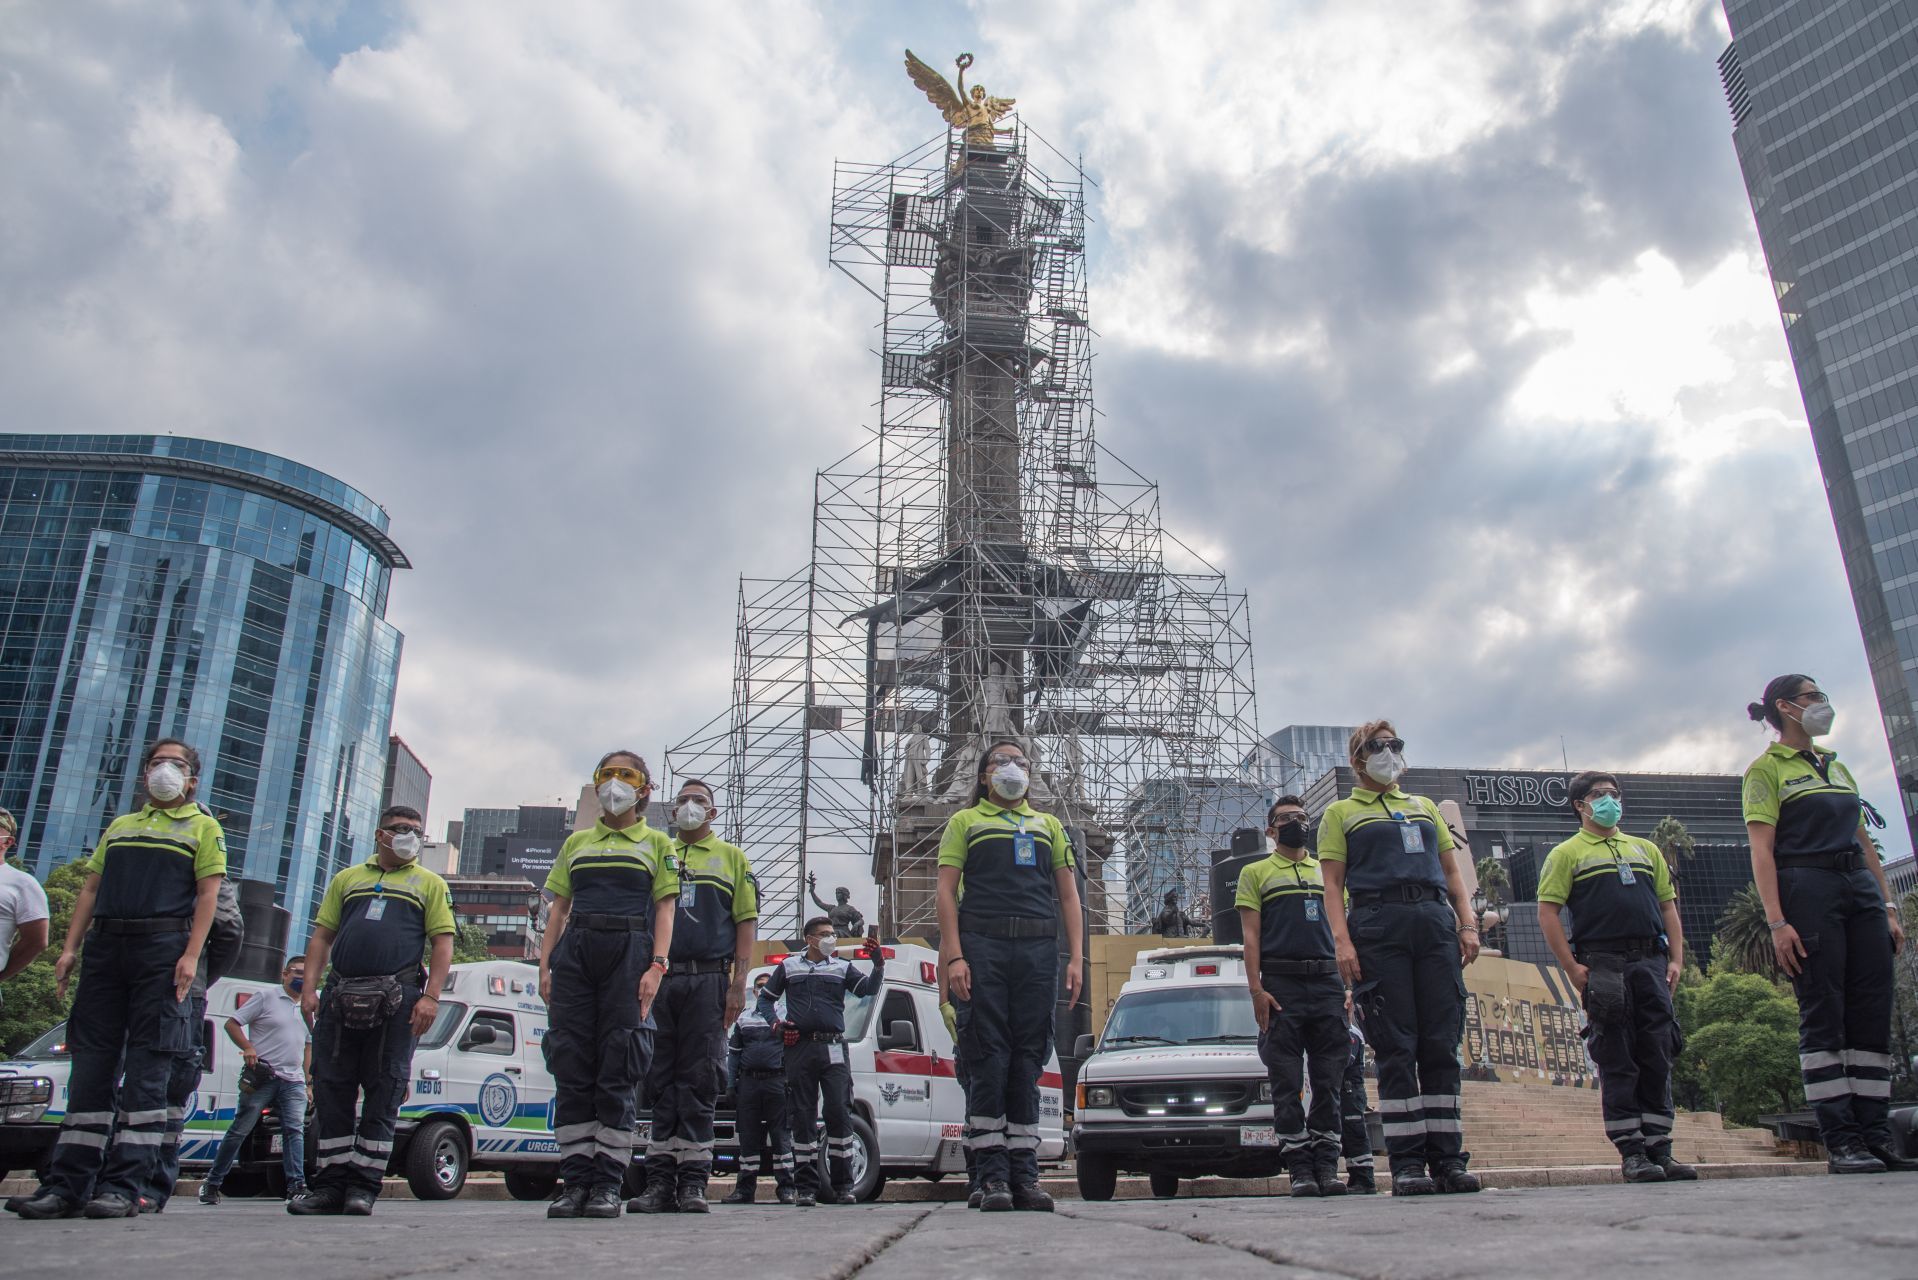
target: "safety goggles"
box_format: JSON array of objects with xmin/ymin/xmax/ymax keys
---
[
  {"xmin": 594, "ymin": 765, "xmax": 648, "ymax": 788},
  {"xmin": 381, "ymin": 823, "xmax": 425, "ymax": 837}
]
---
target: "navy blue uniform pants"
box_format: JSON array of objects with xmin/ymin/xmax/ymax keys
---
[
  {"xmin": 955, "ymin": 932, "xmax": 1055, "ymax": 1188},
  {"xmin": 733, "ymin": 1071, "xmax": 794, "ymax": 1189},
  {"xmin": 41, "ymin": 929, "xmax": 192, "ymax": 1206},
  {"xmin": 546, "ymin": 927, "xmax": 652, "ymax": 1190},
  {"xmin": 1780, "ymin": 865, "xmax": 1895, "ymax": 1149},
  {"xmin": 1580, "ymin": 953, "xmax": 1678, "ymax": 1156},
  {"xmin": 309, "ymin": 983, "xmax": 418, "ymax": 1198},
  {"xmin": 645, "ymin": 969, "xmax": 727, "ymax": 1185},
  {"xmin": 1349, "ymin": 899, "xmax": 1466, "ymax": 1171},
  {"xmin": 142, "ymin": 994, "xmax": 208, "ymax": 1206},
  {"xmin": 785, "ymin": 1039, "xmax": 854, "ymax": 1195},
  {"xmin": 1257, "ymin": 974, "xmax": 1347, "ymax": 1156}
]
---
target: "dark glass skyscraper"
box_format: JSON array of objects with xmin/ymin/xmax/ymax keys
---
[
  {"xmin": 0, "ymin": 435, "xmax": 407, "ymax": 928},
  {"xmin": 1721, "ymin": 2, "xmax": 1918, "ymax": 845}
]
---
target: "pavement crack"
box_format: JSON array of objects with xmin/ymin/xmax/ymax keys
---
[
  {"xmin": 1054, "ymin": 1205, "xmax": 1386, "ymax": 1279},
  {"xmin": 836, "ymin": 1206, "xmax": 937, "ymax": 1279}
]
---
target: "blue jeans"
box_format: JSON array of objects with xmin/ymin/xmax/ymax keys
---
[{"xmin": 205, "ymin": 1075, "xmax": 307, "ymax": 1190}]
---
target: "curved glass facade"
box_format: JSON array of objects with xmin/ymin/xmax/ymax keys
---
[{"xmin": 0, "ymin": 435, "xmax": 405, "ymax": 928}]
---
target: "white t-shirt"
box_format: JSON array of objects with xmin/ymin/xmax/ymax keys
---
[{"xmin": 0, "ymin": 862, "xmax": 51, "ymax": 967}]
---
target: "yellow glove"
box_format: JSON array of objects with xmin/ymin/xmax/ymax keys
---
[{"xmin": 939, "ymin": 1000, "xmax": 957, "ymax": 1040}]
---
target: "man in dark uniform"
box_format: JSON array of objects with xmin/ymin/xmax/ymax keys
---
[
  {"xmin": 11, "ymin": 739, "xmax": 225, "ymax": 1221},
  {"xmin": 724, "ymin": 972, "xmax": 796, "ymax": 1204},
  {"xmin": 758, "ymin": 917, "xmax": 883, "ymax": 1206},
  {"xmin": 1340, "ymin": 992, "xmax": 1376, "ymax": 1193},
  {"xmin": 1236, "ymin": 795, "xmax": 1348, "ymax": 1198},
  {"xmin": 634, "ymin": 779, "xmax": 758, "ymax": 1213},
  {"xmin": 1538, "ymin": 771, "xmax": 1693, "ymax": 1184},
  {"xmin": 291, "ymin": 805, "xmax": 454, "ymax": 1216}
]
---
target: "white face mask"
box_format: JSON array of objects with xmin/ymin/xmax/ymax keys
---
[
  {"xmin": 597, "ymin": 778, "xmax": 638, "ymax": 816},
  {"xmin": 1364, "ymin": 750, "xmax": 1405, "ymax": 787},
  {"xmin": 389, "ymin": 832, "xmax": 422, "ymax": 862},
  {"xmin": 146, "ymin": 762, "xmax": 188, "ymax": 803},
  {"xmin": 1796, "ymin": 701, "xmax": 1836, "ymax": 737},
  {"xmin": 814, "ymin": 933, "xmax": 838, "ymax": 954},
  {"xmin": 674, "ymin": 799, "xmax": 709, "ymax": 831},
  {"xmin": 990, "ymin": 762, "xmax": 1030, "ymax": 800}
]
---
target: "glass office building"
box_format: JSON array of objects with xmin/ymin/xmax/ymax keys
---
[
  {"xmin": 1720, "ymin": 2, "xmax": 1918, "ymax": 846},
  {"xmin": 0, "ymin": 435, "xmax": 407, "ymax": 928},
  {"xmin": 1246, "ymin": 724, "xmax": 1356, "ymax": 799}
]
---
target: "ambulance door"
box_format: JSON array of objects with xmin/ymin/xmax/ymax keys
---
[
  {"xmin": 869, "ymin": 988, "xmax": 935, "ymax": 1160},
  {"xmin": 448, "ymin": 1008, "xmax": 536, "ymax": 1158}
]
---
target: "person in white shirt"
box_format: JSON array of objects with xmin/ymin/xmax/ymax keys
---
[
  {"xmin": 198, "ymin": 955, "xmax": 312, "ymax": 1203},
  {"xmin": 0, "ymin": 809, "xmax": 51, "ymax": 1001}
]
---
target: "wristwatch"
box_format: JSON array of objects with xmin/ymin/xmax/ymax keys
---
[{"xmin": 651, "ymin": 955, "xmax": 671, "ymax": 973}]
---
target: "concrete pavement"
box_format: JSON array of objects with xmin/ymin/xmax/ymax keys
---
[{"xmin": 4, "ymin": 1175, "xmax": 1914, "ymax": 1280}]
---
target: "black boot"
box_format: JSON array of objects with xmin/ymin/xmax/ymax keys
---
[
  {"xmin": 677, "ymin": 1172, "xmax": 711, "ymax": 1214},
  {"xmin": 1828, "ymin": 1144, "xmax": 1887, "ymax": 1175},
  {"xmin": 547, "ymin": 1184, "xmax": 591, "ymax": 1218},
  {"xmin": 341, "ymin": 1189, "xmax": 376, "ymax": 1216},
  {"xmin": 723, "ymin": 1176, "xmax": 757, "ymax": 1205},
  {"xmin": 1345, "ymin": 1164, "xmax": 1377, "ymax": 1195},
  {"xmin": 583, "ymin": 1186, "xmax": 622, "ymax": 1218},
  {"xmin": 1287, "ymin": 1150, "xmax": 1319, "ymax": 1197},
  {"xmin": 1621, "ymin": 1151, "xmax": 1667, "ymax": 1183},
  {"xmin": 1865, "ymin": 1143, "xmax": 1918, "ymax": 1173},
  {"xmin": 1010, "ymin": 1184, "xmax": 1054, "ymax": 1212},
  {"xmin": 776, "ymin": 1184, "xmax": 797, "ymax": 1205},
  {"xmin": 1389, "ymin": 1162, "xmax": 1435, "ymax": 1196},
  {"xmin": 979, "ymin": 1180, "xmax": 1014, "ymax": 1211},
  {"xmin": 1314, "ymin": 1148, "xmax": 1347, "ymax": 1197},
  {"xmin": 967, "ymin": 1185, "xmax": 983, "ymax": 1208},
  {"xmin": 794, "ymin": 1188, "xmax": 817, "ymax": 1207},
  {"xmin": 286, "ymin": 1186, "xmax": 346, "ymax": 1215},
  {"xmin": 627, "ymin": 1169, "xmax": 679, "ymax": 1214},
  {"xmin": 81, "ymin": 1192, "xmax": 138, "ymax": 1219},
  {"xmin": 9, "ymin": 1190, "xmax": 79, "ymax": 1220},
  {"xmin": 1432, "ymin": 1155, "xmax": 1481, "ymax": 1194},
  {"xmin": 1647, "ymin": 1145, "xmax": 1698, "ymax": 1181}
]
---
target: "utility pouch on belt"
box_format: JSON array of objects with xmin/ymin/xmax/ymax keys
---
[
  {"xmin": 331, "ymin": 974, "xmax": 405, "ymax": 1031},
  {"xmin": 239, "ymin": 1059, "xmax": 276, "ymax": 1093},
  {"xmin": 1584, "ymin": 964, "xmax": 1626, "ymax": 1031}
]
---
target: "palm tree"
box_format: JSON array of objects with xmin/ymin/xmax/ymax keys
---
[
  {"xmin": 1713, "ymin": 883, "xmax": 1779, "ymax": 979},
  {"xmin": 1649, "ymin": 815, "xmax": 1695, "ymax": 877},
  {"xmin": 1474, "ymin": 857, "xmax": 1510, "ymax": 906}
]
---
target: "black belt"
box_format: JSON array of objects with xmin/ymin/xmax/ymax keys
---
[
  {"xmin": 1775, "ymin": 850, "xmax": 1863, "ymax": 871},
  {"xmin": 959, "ymin": 914, "xmax": 1057, "ymax": 939},
  {"xmin": 800, "ymin": 1031, "xmax": 844, "ymax": 1043},
  {"xmin": 1576, "ymin": 938, "xmax": 1665, "ymax": 962},
  {"xmin": 572, "ymin": 912, "xmax": 653, "ymax": 931},
  {"xmin": 741, "ymin": 1067, "xmax": 784, "ymax": 1078},
  {"xmin": 1349, "ymin": 884, "xmax": 1443, "ymax": 906},
  {"xmin": 92, "ymin": 917, "xmax": 192, "ymax": 935},
  {"xmin": 1262, "ymin": 958, "xmax": 1340, "ymax": 977},
  {"xmin": 668, "ymin": 958, "xmax": 732, "ymax": 976}
]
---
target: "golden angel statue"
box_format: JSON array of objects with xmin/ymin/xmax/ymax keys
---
[{"xmin": 904, "ymin": 50, "xmax": 1015, "ymax": 147}]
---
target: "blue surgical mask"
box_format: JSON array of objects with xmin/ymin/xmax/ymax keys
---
[
  {"xmin": 1588, "ymin": 795, "xmax": 1622, "ymax": 829},
  {"xmin": 288, "ymin": 977, "xmax": 304, "ymax": 993}
]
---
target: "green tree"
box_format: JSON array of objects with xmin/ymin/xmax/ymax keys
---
[
  {"xmin": 448, "ymin": 922, "xmax": 494, "ymax": 965},
  {"xmin": 1474, "ymin": 857, "xmax": 1510, "ymax": 906},
  {"xmin": 1892, "ymin": 887, "xmax": 1918, "ymax": 1100},
  {"xmin": 1649, "ymin": 815, "xmax": 1695, "ymax": 876},
  {"xmin": 1, "ymin": 859, "xmax": 89, "ymax": 1055},
  {"xmin": 1711, "ymin": 883, "xmax": 1779, "ymax": 980},
  {"xmin": 1674, "ymin": 969, "xmax": 1803, "ymax": 1126}
]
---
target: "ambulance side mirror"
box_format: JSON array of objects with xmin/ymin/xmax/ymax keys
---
[
  {"xmin": 1073, "ymin": 1034, "xmax": 1096, "ymax": 1059},
  {"xmin": 878, "ymin": 1020, "xmax": 918, "ymax": 1052}
]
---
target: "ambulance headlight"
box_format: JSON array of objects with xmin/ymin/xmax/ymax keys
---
[
  {"xmin": 1255, "ymin": 1081, "xmax": 1273, "ymax": 1103},
  {"xmin": 1, "ymin": 1076, "xmax": 53, "ymax": 1122},
  {"xmin": 1084, "ymin": 1086, "xmax": 1115, "ymax": 1108}
]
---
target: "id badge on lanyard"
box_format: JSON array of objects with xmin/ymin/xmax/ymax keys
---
[
  {"xmin": 1617, "ymin": 860, "xmax": 1637, "ymax": 886},
  {"xmin": 365, "ymin": 893, "xmax": 388, "ymax": 922},
  {"xmin": 1395, "ymin": 814, "xmax": 1425, "ymax": 855},
  {"xmin": 1012, "ymin": 819, "xmax": 1037, "ymax": 867}
]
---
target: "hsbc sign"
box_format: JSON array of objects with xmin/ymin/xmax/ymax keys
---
[{"xmin": 1463, "ymin": 774, "xmax": 1570, "ymax": 809}]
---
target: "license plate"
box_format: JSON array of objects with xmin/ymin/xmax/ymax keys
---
[
  {"xmin": 270, "ymin": 1135, "xmax": 282, "ymax": 1154},
  {"xmin": 1239, "ymin": 1126, "xmax": 1281, "ymax": 1147}
]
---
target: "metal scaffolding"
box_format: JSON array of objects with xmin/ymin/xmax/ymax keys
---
[{"xmin": 668, "ymin": 123, "xmax": 1264, "ymax": 938}]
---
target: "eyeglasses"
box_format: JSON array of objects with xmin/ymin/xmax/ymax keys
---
[
  {"xmin": 381, "ymin": 825, "xmax": 424, "ymax": 837},
  {"xmin": 1790, "ymin": 691, "xmax": 1830, "ymax": 705},
  {"xmin": 986, "ymin": 753, "xmax": 1027, "ymax": 767},
  {"xmin": 1363, "ymin": 737, "xmax": 1405, "ymax": 755},
  {"xmin": 1584, "ymin": 789, "xmax": 1620, "ymax": 801},
  {"xmin": 594, "ymin": 766, "xmax": 648, "ymax": 787}
]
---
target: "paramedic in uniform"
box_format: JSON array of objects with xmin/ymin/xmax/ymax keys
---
[
  {"xmin": 10, "ymin": 740, "xmax": 225, "ymax": 1221},
  {"xmin": 1743, "ymin": 675, "xmax": 1914, "ymax": 1174},
  {"xmin": 540, "ymin": 751, "xmax": 680, "ymax": 1218},
  {"xmin": 757, "ymin": 915, "xmax": 884, "ymax": 1206},
  {"xmin": 635, "ymin": 778, "xmax": 757, "ymax": 1214},
  {"xmin": 1318, "ymin": 721, "xmax": 1481, "ymax": 1196},
  {"xmin": 1537, "ymin": 771, "xmax": 1693, "ymax": 1183},
  {"xmin": 936, "ymin": 739, "xmax": 1084, "ymax": 1214},
  {"xmin": 1237, "ymin": 794, "xmax": 1348, "ymax": 1197},
  {"xmin": 291, "ymin": 805, "xmax": 455, "ymax": 1216},
  {"xmin": 724, "ymin": 970, "xmax": 796, "ymax": 1204}
]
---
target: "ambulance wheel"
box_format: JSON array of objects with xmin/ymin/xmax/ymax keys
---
[
  {"xmin": 1075, "ymin": 1153, "xmax": 1117, "ymax": 1202},
  {"xmin": 404, "ymin": 1119, "xmax": 468, "ymax": 1200},
  {"xmin": 1148, "ymin": 1171, "xmax": 1179, "ymax": 1199},
  {"xmin": 849, "ymin": 1114, "xmax": 886, "ymax": 1202},
  {"xmin": 504, "ymin": 1170, "xmax": 558, "ymax": 1201}
]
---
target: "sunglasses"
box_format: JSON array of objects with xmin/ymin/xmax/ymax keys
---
[
  {"xmin": 594, "ymin": 766, "xmax": 648, "ymax": 787},
  {"xmin": 381, "ymin": 825, "xmax": 424, "ymax": 837},
  {"xmin": 1364, "ymin": 737, "xmax": 1405, "ymax": 755}
]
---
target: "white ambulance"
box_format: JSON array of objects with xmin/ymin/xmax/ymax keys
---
[
  {"xmin": 1070, "ymin": 944, "xmax": 1288, "ymax": 1200},
  {"xmin": 714, "ymin": 942, "xmax": 1069, "ymax": 1201}
]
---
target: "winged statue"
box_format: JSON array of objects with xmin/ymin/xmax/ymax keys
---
[{"xmin": 904, "ymin": 50, "xmax": 1016, "ymax": 147}]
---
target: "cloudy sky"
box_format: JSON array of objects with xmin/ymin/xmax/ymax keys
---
[{"xmin": 2, "ymin": 0, "xmax": 1895, "ymax": 910}]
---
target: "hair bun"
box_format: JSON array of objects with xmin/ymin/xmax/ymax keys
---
[{"xmin": 1746, "ymin": 701, "xmax": 1767, "ymax": 722}]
